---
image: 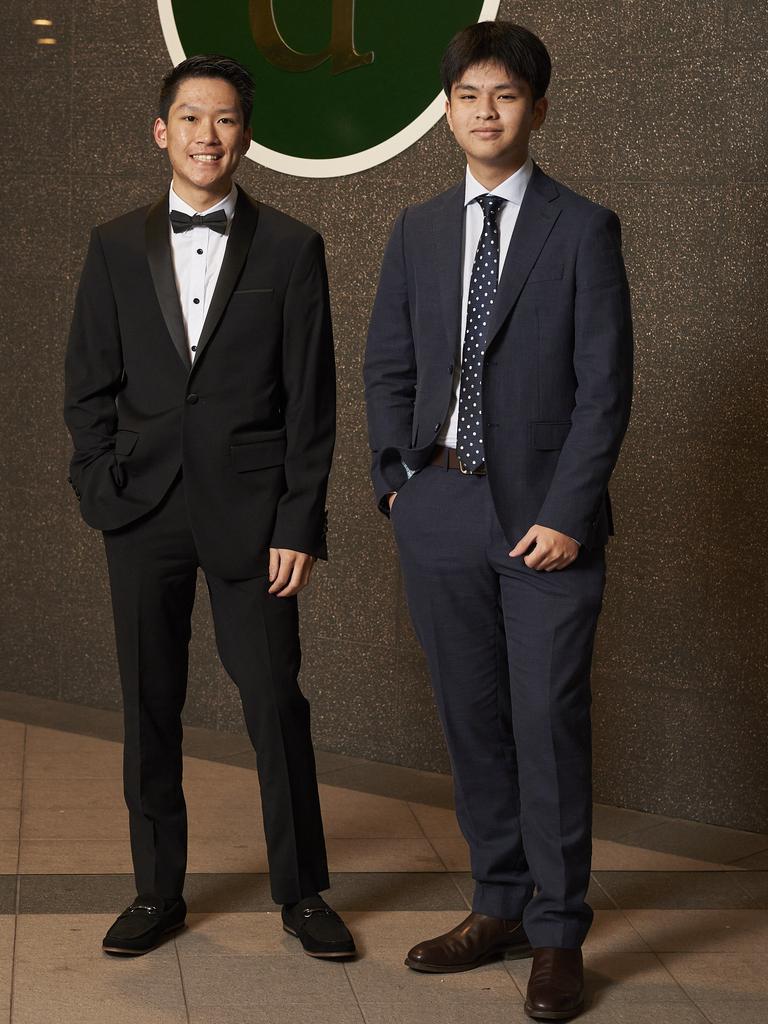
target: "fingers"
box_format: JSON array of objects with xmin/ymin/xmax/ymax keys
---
[
  {"xmin": 268, "ymin": 550, "xmax": 316, "ymax": 596},
  {"xmin": 388, "ymin": 492, "xmax": 397, "ymax": 511},
  {"xmin": 268, "ymin": 547, "xmax": 280, "ymax": 583},
  {"xmin": 509, "ymin": 527, "xmax": 535, "ymax": 558}
]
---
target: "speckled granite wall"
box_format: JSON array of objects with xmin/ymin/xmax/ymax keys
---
[{"xmin": 1, "ymin": 1, "xmax": 766, "ymax": 830}]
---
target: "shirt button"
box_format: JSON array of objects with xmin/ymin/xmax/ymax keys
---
[
  {"xmin": 186, "ymin": 393, "xmax": 199, "ymax": 404},
  {"xmin": 196, "ymin": 249, "xmax": 203, "ymax": 255},
  {"xmin": 193, "ymin": 297, "xmax": 200, "ymax": 304}
]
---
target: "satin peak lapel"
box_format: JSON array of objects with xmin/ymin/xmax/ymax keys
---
[
  {"xmin": 433, "ymin": 184, "xmax": 465, "ymax": 358},
  {"xmin": 191, "ymin": 187, "xmax": 259, "ymax": 368},
  {"xmin": 486, "ymin": 165, "xmax": 561, "ymax": 349},
  {"xmin": 145, "ymin": 196, "xmax": 191, "ymax": 371}
]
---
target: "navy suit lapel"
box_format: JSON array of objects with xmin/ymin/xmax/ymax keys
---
[
  {"xmin": 433, "ymin": 184, "xmax": 465, "ymax": 358},
  {"xmin": 191, "ymin": 186, "xmax": 259, "ymax": 369},
  {"xmin": 145, "ymin": 196, "xmax": 191, "ymax": 371},
  {"xmin": 486, "ymin": 163, "xmax": 561, "ymax": 349}
]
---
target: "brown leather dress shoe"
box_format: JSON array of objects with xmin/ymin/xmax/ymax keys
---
[
  {"xmin": 405, "ymin": 912, "xmax": 532, "ymax": 973},
  {"xmin": 525, "ymin": 947, "xmax": 584, "ymax": 1020}
]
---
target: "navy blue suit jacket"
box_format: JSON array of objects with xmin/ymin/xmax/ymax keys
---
[{"xmin": 363, "ymin": 162, "xmax": 633, "ymax": 549}]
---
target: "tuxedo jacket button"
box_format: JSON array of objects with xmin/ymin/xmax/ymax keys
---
[{"xmin": 186, "ymin": 393, "xmax": 199, "ymax": 405}]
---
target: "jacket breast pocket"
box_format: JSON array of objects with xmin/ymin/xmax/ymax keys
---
[
  {"xmin": 233, "ymin": 287, "xmax": 274, "ymax": 296},
  {"xmin": 530, "ymin": 420, "xmax": 571, "ymax": 450},
  {"xmin": 230, "ymin": 430, "xmax": 286, "ymax": 472}
]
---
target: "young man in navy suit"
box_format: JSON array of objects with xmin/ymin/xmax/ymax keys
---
[
  {"xmin": 364, "ymin": 22, "xmax": 632, "ymax": 1020},
  {"xmin": 65, "ymin": 56, "xmax": 354, "ymax": 960}
]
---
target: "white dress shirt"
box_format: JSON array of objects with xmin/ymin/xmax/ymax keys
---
[
  {"xmin": 168, "ymin": 184, "xmax": 237, "ymax": 360},
  {"xmin": 438, "ymin": 157, "xmax": 533, "ymax": 448}
]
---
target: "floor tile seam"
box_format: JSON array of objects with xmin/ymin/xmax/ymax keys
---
[
  {"xmin": 726, "ymin": 843, "xmax": 768, "ymax": 866},
  {"xmin": 589, "ymin": 872, "xmax": 621, "ymax": 910},
  {"xmin": 341, "ymin": 961, "xmax": 370, "ymax": 1024},
  {"xmin": 173, "ymin": 936, "xmax": 192, "ymax": 1024},
  {"xmin": 8, "ymin": 725, "xmax": 26, "ymax": 1024},
  {"xmin": 447, "ymin": 872, "xmax": 472, "ymax": 911}
]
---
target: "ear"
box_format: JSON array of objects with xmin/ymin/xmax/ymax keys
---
[
  {"xmin": 444, "ymin": 97, "xmax": 454, "ymax": 134},
  {"xmin": 242, "ymin": 125, "xmax": 252, "ymax": 156},
  {"xmin": 153, "ymin": 117, "xmax": 168, "ymax": 150},
  {"xmin": 531, "ymin": 96, "xmax": 548, "ymax": 131}
]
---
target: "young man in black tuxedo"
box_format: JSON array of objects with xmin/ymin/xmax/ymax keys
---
[
  {"xmin": 365, "ymin": 22, "xmax": 632, "ymax": 1021},
  {"xmin": 64, "ymin": 55, "xmax": 354, "ymax": 959}
]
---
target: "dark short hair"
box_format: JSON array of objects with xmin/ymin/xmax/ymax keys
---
[
  {"xmin": 441, "ymin": 21, "xmax": 551, "ymax": 102},
  {"xmin": 159, "ymin": 55, "xmax": 254, "ymax": 126}
]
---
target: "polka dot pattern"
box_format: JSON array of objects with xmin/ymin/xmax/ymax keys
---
[{"xmin": 456, "ymin": 194, "xmax": 505, "ymax": 472}]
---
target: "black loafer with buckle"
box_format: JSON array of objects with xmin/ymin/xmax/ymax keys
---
[
  {"xmin": 102, "ymin": 895, "xmax": 187, "ymax": 956},
  {"xmin": 282, "ymin": 895, "xmax": 356, "ymax": 958}
]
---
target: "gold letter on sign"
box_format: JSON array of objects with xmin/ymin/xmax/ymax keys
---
[{"xmin": 250, "ymin": 0, "xmax": 373, "ymax": 75}]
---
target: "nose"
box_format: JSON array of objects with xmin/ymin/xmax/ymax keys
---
[
  {"xmin": 197, "ymin": 119, "xmax": 221, "ymax": 144},
  {"xmin": 476, "ymin": 96, "xmax": 498, "ymax": 120}
]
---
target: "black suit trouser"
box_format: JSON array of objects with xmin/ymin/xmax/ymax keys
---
[
  {"xmin": 392, "ymin": 465, "xmax": 605, "ymax": 948},
  {"xmin": 102, "ymin": 475, "xmax": 329, "ymax": 903}
]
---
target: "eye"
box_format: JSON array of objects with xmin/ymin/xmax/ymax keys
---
[{"xmin": 182, "ymin": 115, "xmax": 196, "ymax": 122}]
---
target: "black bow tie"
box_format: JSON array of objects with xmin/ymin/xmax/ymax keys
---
[{"xmin": 169, "ymin": 209, "xmax": 228, "ymax": 235}]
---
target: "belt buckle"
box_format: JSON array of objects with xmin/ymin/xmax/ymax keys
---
[{"xmin": 457, "ymin": 457, "xmax": 473, "ymax": 476}]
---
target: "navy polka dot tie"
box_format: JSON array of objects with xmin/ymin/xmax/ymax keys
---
[{"xmin": 456, "ymin": 194, "xmax": 506, "ymax": 473}]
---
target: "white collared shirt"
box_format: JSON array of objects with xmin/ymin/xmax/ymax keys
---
[
  {"xmin": 168, "ymin": 183, "xmax": 237, "ymax": 360},
  {"xmin": 438, "ymin": 157, "xmax": 534, "ymax": 448}
]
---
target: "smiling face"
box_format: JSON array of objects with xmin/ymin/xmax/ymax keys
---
[
  {"xmin": 153, "ymin": 76, "xmax": 252, "ymax": 210},
  {"xmin": 445, "ymin": 61, "xmax": 548, "ymax": 189}
]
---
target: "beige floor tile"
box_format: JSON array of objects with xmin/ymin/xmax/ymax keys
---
[
  {"xmin": 23, "ymin": 726, "xmax": 123, "ymax": 779},
  {"xmin": 0, "ymin": 720, "xmax": 25, "ymax": 781},
  {"xmin": 319, "ymin": 786, "xmax": 423, "ymax": 837},
  {"xmin": 592, "ymin": 838, "xmax": 728, "ymax": 871},
  {"xmin": 179, "ymin": 950, "xmax": 356, "ymax": 1009},
  {"xmin": 11, "ymin": 956, "xmax": 187, "ymax": 1024},
  {"xmin": 187, "ymin": 1005, "xmax": 364, "ymax": 1024},
  {"xmin": 0, "ymin": 917, "xmax": 15, "ymax": 961},
  {"xmin": 181, "ymin": 911, "xmax": 286, "ymax": 957},
  {"xmin": 0, "ymin": 810, "xmax": 20, "ymax": 842},
  {"xmin": 21, "ymin": 803, "xmax": 128, "ymax": 842},
  {"xmin": 698, "ymin": 1001, "xmax": 768, "ymax": 1024},
  {"xmin": 326, "ymin": 837, "xmax": 445, "ymax": 872},
  {"xmin": 0, "ymin": 842, "xmax": 18, "ymax": 873},
  {"xmin": 408, "ymin": 802, "xmax": 463, "ymax": 839},
  {"xmin": 623, "ymin": 819, "xmax": 768, "ymax": 866},
  {"xmin": 14, "ymin": 914, "xmax": 176, "ymax": 962},
  {"xmin": 360, "ymin": 1003, "xmax": 527, "ymax": 1024},
  {"xmin": 427, "ymin": 834, "xmax": 470, "ymax": 871},
  {"xmin": 182, "ymin": 756, "xmax": 254, "ymax": 782},
  {"xmin": 659, "ymin": 952, "xmax": 768, "ymax": 999},
  {"xmin": 583, "ymin": 911, "xmax": 652, "ymax": 953},
  {"xmin": 346, "ymin": 951, "xmax": 521, "ymax": 1007},
  {"xmin": 19, "ymin": 839, "xmax": 134, "ymax": 874},
  {"xmin": 623, "ymin": 910, "xmax": 768, "ymax": 952},
  {"xmin": 187, "ymin": 838, "xmax": 269, "ymax": 873},
  {"xmin": 0, "ymin": 780, "xmax": 21, "ymax": 812}
]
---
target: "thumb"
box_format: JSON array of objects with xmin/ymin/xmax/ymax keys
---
[
  {"xmin": 509, "ymin": 527, "xmax": 536, "ymax": 558},
  {"xmin": 268, "ymin": 547, "xmax": 280, "ymax": 582}
]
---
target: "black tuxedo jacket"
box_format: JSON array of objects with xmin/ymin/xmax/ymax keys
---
[
  {"xmin": 364, "ymin": 163, "xmax": 633, "ymax": 549},
  {"xmin": 64, "ymin": 185, "xmax": 335, "ymax": 579}
]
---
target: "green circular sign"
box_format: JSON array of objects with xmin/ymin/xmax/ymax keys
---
[{"xmin": 158, "ymin": 1, "xmax": 500, "ymax": 177}]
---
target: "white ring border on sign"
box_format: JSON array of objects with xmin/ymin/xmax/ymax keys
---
[{"xmin": 157, "ymin": 0, "xmax": 501, "ymax": 178}]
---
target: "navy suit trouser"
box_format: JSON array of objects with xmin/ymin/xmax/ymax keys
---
[{"xmin": 392, "ymin": 463, "xmax": 605, "ymax": 948}]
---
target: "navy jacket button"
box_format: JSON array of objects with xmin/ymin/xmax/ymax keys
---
[{"xmin": 186, "ymin": 393, "xmax": 199, "ymax": 404}]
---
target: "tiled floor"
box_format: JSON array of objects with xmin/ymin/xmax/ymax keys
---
[{"xmin": 0, "ymin": 692, "xmax": 767, "ymax": 1023}]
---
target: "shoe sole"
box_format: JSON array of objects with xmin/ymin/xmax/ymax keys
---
[
  {"xmin": 282, "ymin": 924, "xmax": 356, "ymax": 959},
  {"xmin": 404, "ymin": 943, "xmax": 533, "ymax": 974},
  {"xmin": 102, "ymin": 921, "xmax": 186, "ymax": 957},
  {"xmin": 524, "ymin": 999, "xmax": 584, "ymax": 1021}
]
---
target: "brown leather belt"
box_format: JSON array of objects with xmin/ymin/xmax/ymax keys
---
[{"xmin": 429, "ymin": 445, "xmax": 487, "ymax": 475}]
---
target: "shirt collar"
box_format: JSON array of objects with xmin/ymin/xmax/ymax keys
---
[
  {"xmin": 464, "ymin": 156, "xmax": 533, "ymax": 208},
  {"xmin": 168, "ymin": 182, "xmax": 238, "ymax": 222}
]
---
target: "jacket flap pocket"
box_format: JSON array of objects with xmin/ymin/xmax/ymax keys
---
[
  {"xmin": 528, "ymin": 261, "xmax": 564, "ymax": 283},
  {"xmin": 531, "ymin": 420, "xmax": 571, "ymax": 450},
  {"xmin": 114, "ymin": 429, "xmax": 139, "ymax": 456},
  {"xmin": 233, "ymin": 287, "xmax": 274, "ymax": 295},
  {"xmin": 230, "ymin": 435, "xmax": 286, "ymax": 472}
]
